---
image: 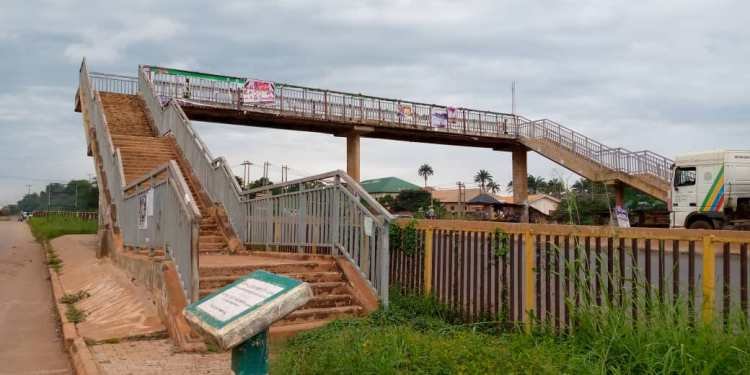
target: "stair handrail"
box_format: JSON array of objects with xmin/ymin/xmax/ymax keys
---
[
  {"xmin": 241, "ymin": 169, "xmax": 392, "ymax": 305},
  {"xmin": 138, "ymin": 66, "xmax": 248, "ymax": 237},
  {"xmin": 79, "ymin": 60, "xmax": 202, "ymax": 301},
  {"xmin": 518, "ymin": 118, "xmax": 673, "ymax": 182}
]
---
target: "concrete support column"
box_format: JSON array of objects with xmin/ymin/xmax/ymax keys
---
[
  {"xmin": 346, "ymin": 133, "xmax": 361, "ymax": 182},
  {"xmin": 614, "ymin": 182, "xmax": 625, "ymax": 209},
  {"xmin": 512, "ymin": 147, "xmax": 529, "ymax": 223}
]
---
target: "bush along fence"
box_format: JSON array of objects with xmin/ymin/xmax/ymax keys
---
[
  {"xmin": 390, "ymin": 219, "xmax": 750, "ymax": 330},
  {"xmin": 32, "ymin": 210, "xmax": 98, "ymax": 221}
]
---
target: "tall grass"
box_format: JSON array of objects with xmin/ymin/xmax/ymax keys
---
[
  {"xmin": 27, "ymin": 216, "xmax": 97, "ymax": 241},
  {"xmin": 273, "ymin": 281, "xmax": 750, "ymax": 374}
]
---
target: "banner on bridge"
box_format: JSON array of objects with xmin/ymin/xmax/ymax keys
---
[{"xmin": 242, "ymin": 79, "xmax": 275, "ymax": 104}]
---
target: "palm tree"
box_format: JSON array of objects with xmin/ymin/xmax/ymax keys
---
[
  {"xmin": 473, "ymin": 169, "xmax": 493, "ymax": 191},
  {"xmin": 486, "ymin": 181, "xmax": 501, "ymax": 194},
  {"xmin": 418, "ymin": 164, "xmax": 434, "ymax": 188}
]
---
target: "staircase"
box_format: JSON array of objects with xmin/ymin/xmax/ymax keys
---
[
  {"xmin": 100, "ymin": 92, "xmax": 230, "ymax": 254},
  {"xmin": 198, "ymin": 253, "xmax": 365, "ymax": 338},
  {"xmin": 517, "ymin": 119, "xmax": 673, "ymax": 201}
]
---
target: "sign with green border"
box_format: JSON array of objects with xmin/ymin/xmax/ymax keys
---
[
  {"xmin": 149, "ymin": 66, "xmax": 246, "ymax": 84},
  {"xmin": 186, "ymin": 270, "xmax": 303, "ymax": 330}
]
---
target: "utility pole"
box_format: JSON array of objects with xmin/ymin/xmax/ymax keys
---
[
  {"xmin": 456, "ymin": 182, "xmax": 466, "ymax": 218},
  {"xmin": 262, "ymin": 162, "xmax": 270, "ymax": 180},
  {"xmin": 281, "ymin": 165, "xmax": 288, "ymax": 183},
  {"xmin": 25, "ymin": 184, "xmax": 31, "ymax": 195},
  {"xmin": 74, "ymin": 182, "xmax": 79, "ymax": 210},
  {"xmin": 241, "ymin": 160, "xmax": 252, "ymax": 189}
]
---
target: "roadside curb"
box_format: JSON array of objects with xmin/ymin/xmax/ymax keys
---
[{"xmin": 44, "ymin": 242, "xmax": 101, "ymax": 375}]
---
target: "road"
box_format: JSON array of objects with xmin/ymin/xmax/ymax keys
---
[{"xmin": 0, "ymin": 219, "xmax": 71, "ymax": 374}]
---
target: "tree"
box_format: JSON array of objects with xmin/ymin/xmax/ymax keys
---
[
  {"xmin": 392, "ymin": 189, "xmax": 432, "ymax": 213},
  {"xmin": 473, "ymin": 170, "xmax": 493, "ymax": 191},
  {"xmin": 486, "ymin": 181, "xmax": 501, "ymax": 194},
  {"xmin": 417, "ymin": 164, "xmax": 434, "ymax": 188},
  {"xmin": 506, "ymin": 174, "xmax": 548, "ymax": 195}
]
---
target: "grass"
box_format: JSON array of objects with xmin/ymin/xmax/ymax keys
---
[
  {"xmin": 272, "ymin": 289, "xmax": 750, "ymax": 375},
  {"xmin": 65, "ymin": 304, "xmax": 87, "ymax": 324},
  {"xmin": 60, "ymin": 290, "xmax": 91, "ymax": 304},
  {"xmin": 27, "ymin": 216, "xmax": 97, "ymax": 241}
]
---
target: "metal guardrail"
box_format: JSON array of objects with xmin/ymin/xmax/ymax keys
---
[
  {"xmin": 138, "ymin": 66, "xmax": 394, "ymax": 304},
  {"xmin": 242, "ymin": 170, "xmax": 393, "ymax": 304},
  {"xmin": 518, "ymin": 119, "xmax": 673, "ymax": 183},
  {"xmin": 140, "ymin": 65, "xmax": 673, "ymax": 184},
  {"xmin": 143, "ymin": 65, "xmax": 524, "ymax": 139},
  {"xmin": 79, "ymin": 60, "xmax": 201, "ymax": 301}
]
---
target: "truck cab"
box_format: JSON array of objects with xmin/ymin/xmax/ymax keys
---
[{"xmin": 671, "ymin": 150, "xmax": 750, "ymax": 229}]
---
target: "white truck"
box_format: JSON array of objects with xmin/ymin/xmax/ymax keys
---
[{"xmin": 671, "ymin": 150, "xmax": 750, "ymax": 229}]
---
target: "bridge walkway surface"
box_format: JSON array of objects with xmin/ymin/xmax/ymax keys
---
[{"xmin": 141, "ymin": 65, "xmax": 672, "ymax": 201}]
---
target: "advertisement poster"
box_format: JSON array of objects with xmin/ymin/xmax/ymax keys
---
[
  {"xmin": 615, "ymin": 207, "xmax": 630, "ymax": 228},
  {"xmin": 431, "ymin": 108, "xmax": 448, "ymax": 128},
  {"xmin": 447, "ymin": 106, "xmax": 459, "ymax": 126},
  {"xmin": 398, "ymin": 104, "xmax": 414, "ymax": 121},
  {"xmin": 242, "ymin": 79, "xmax": 275, "ymax": 104},
  {"xmin": 138, "ymin": 194, "xmax": 148, "ymax": 229}
]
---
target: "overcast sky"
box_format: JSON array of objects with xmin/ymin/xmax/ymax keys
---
[{"xmin": 1, "ymin": 0, "xmax": 749, "ymax": 205}]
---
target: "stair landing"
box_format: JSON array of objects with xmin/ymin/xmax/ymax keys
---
[{"xmin": 198, "ymin": 252, "xmax": 369, "ymax": 340}]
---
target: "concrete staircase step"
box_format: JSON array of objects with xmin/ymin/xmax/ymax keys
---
[
  {"xmin": 281, "ymin": 305, "xmax": 362, "ymax": 324},
  {"xmin": 198, "ymin": 261, "xmax": 339, "ymax": 277}
]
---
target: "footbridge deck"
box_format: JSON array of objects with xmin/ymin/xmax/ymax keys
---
[{"xmin": 83, "ymin": 66, "xmax": 673, "ymax": 201}]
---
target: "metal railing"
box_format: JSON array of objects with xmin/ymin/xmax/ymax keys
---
[
  {"xmin": 121, "ymin": 162, "xmax": 201, "ymax": 300},
  {"xmin": 142, "ymin": 65, "xmax": 523, "ymax": 139},
  {"xmin": 242, "ymin": 170, "xmax": 393, "ymax": 304},
  {"xmin": 79, "ymin": 60, "xmax": 200, "ymax": 301},
  {"xmin": 138, "ymin": 66, "xmax": 247, "ymax": 238},
  {"xmin": 518, "ymin": 119, "xmax": 673, "ymax": 183},
  {"xmin": 140, "ymin": 65, "xmax": 673, "ymax": 185},
  {"xmin": 139, "ymin": 66, "xmax": 394, "ymax": 304},
  {"xmin": 90, "ymin": 72, "xmax": 139, "ymax": 95}
]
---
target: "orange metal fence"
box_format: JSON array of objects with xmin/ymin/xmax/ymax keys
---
[{"xmin": 391, "ymin": 219, "xmax": 750, "ymax": 328}]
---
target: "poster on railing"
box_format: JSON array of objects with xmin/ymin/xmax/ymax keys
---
[
  {"xmin": 431, "ymin": 109, "xmax": 447, "ymax": 128},
  {"xmin": 241, "ymin": 79, "xmax": 275, "ymax": 104},
  {"xmin": 398, "ymin": 104, "xmax": 414, "ymax": 121},
  {"xmin": 138, "ymin": 194, "xmax": 148, "ymax": 229},
  {"xmin": 447, "ymin": 106, "xmax": 459, "ymax": 126},
  {"xmin": 615, "ymin": 206, "xmax": 630, "ymax": 228}
]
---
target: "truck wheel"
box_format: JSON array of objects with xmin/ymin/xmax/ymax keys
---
[{"xmin": 688, "ymin": 219, "xmax": 713, "ymax": 229}]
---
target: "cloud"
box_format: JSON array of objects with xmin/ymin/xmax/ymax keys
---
[
  {"xmin": 63, "ymin": 16, "xmax": 182, "ymax": 63},
  {"xmin": 1, "ymin": 0, "xmax": 750, "ymax": 205}
]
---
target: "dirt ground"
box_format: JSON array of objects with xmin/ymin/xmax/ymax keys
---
[{"xmin": 0, "ymin": 220, "xmax": 71, "ymax": 374}]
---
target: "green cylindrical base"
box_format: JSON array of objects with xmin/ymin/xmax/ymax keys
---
[{"xmin": 231, "ymin": 330, "xmax": 268, "ymax": 375}]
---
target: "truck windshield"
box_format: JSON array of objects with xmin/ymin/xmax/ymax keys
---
[{"xmin": 674, "ymin": 167, "xmax": 696, "ymax": 187}]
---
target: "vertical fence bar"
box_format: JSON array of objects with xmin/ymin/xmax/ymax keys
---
[
  {"xmin": 423, "ymin": 229, "xmax": 434, "ymax": 295},
  {"xmin": 523, "ymin": 230, "xmax": 535, "ymax": 330},
  {"xmin": 702, "ymin": 235, "xmax": 716, "ymax": 324}
]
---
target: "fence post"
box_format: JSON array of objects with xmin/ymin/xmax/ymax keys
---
[
  {"xmin": 702, "ymin": 235, "xmax": 716, "ymax": 325},
  {"xmin": 423, "ymin": 229, "xmax": 434, "ymax": 295},
  {"xmin": 523, "ymin": 229, "xmax": 536, "ymax": 332},
  {"xmin": 380, "ymin": 222, "xmax": 390, "ymax": 308}
]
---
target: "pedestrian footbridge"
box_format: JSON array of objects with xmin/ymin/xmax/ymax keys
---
[{"xmin": 74, "ymin": 60, "xmax": 672, "ymax": 339}]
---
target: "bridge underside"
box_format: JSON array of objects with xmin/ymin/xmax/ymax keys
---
[
  {"xmin": 183, "ymin": 104, "xmax": 522, "ymax": 151},
  {"xmin": 183, "ymin": 104, "xmax": 669, "ymax": 202}
]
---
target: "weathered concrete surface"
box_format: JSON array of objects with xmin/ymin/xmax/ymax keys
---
[
  {"xmin": 51, "ymin": 235, "xmax": 166, "ymax": 343},
  {"xmin": 0, "ymin": 220, "xmax": 72, "ymax": 374},
  {"xmin": 91, "ymin": 339, "xmax": 230, "ymax": 375}
]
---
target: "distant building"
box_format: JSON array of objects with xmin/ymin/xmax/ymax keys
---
[
  {"xmin": 431, "ymin": 187, "xmax": 560, "ymax": 223},
  {"xmin": 360, "ymin": 177, "xmax": 422, "ymax": 199}
]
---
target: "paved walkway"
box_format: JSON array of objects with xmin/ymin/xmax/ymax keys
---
[
  {"xmin": 51, "ymin": 235, "xmax": 166, "ymax": 343},
  {"xmin": 91, "ymin": 339, "xmax": 230, "ymax": 374},
  {"xmin": 0, "ymin": 220, "xmax": 71, "ymax": 374}
]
